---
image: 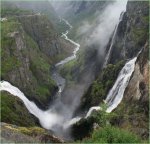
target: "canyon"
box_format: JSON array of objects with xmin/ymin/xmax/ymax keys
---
[{"xmin": 0, "ymin": 0, "xmax": 149, "ymax": 143}]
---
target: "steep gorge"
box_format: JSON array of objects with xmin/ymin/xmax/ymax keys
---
[
  {"xmin": 0, "ymin": 0, "xmax": 149, "ymax": 143},
  {"xmin": 1, "ymin": 4, "xmax": 74, "ymax": 109}
]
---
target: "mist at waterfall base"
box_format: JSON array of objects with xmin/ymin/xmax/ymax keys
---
[
  {"xmin": 50, "ymin": 0, "xmax": 128, "ymax": 133},
  {"xmin": 0, "ymin": 56, "xmax": 138, "ymax": 139},
  {"xmin": 0, "ymin": 0, "xmax": 130, "ymax": 140}
]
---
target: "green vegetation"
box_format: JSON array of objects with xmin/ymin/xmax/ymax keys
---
[
  {"xmin": 17, "ymin": 127, "xmax": 46, "ymax": 136},
  {"xmin": 110, "ymin": 99, "xmax": 149, "ymax": 140},
  {"xmin": 1, "ymin": 14, "xmax": 56, "ymax": 108},
  {"xmin": 73, "ymin": 105, "xmax": 142, "ymax": 143},
  {"xmin": 1, "ymin": 7, "xmax": 33, "ymax": 17},
  {"xmin": 82, "ymin": 126, "xmax": 141, "ymax": 143},
  {"xmin": 132, "ymin": 27, "xmax": 148, "ymax": 46},
  {"xmin": 60, "ymin": 48, "xmax": 86, "ymax": 82},
  {"xmin": 1, "ymin": 19, "xmax": 21, "ymax": 78},
  {"xmin": 80, "ymin": 60, "xmax": 125, "ymax": 109},
  {"xmin": 60, "ymin": 59, "xmax": 78, "ymax": 81},
  {"xmin": 55, "ymin": 20, "xmax": 69, "ymax": 35},
  {"xmin": 1, "ymin": 92, "xmax": 37, "ymax": 126}
]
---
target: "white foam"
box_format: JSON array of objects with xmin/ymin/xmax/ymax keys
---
[
  {"xmin": 105, "ymin": 57, "xmax": 137, "ymax": 113},
  {"xmin": 0, "ymin": 81, "xmax": 64, "ymax": 130}
]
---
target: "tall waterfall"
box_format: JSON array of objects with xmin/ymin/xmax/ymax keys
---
[
  {"xmin": 0, "ymin": 81, "xmax": 64, "ymax": 130},
  {"xmin": 105, "ymin": 57, "xmax": 137, "ymax": 112},
  {"xmin": 103, "ymin": 11, "xmax": 125, "ymax": 67},
  {"xmin": 0, "ymin": 56, "xmax": 137, "ymax": 129},
  {"xmin": 0, "ymin": 0, "xmax": 129, "ymax": 138},
  {"xmin": 84, "ymin": 56, "xmax": 137, "ymax": 119}
]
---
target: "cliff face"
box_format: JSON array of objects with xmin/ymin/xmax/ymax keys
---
[
  {"xmin": 18, "ymin": 15, "xmax": 64, "ymax": 58},
  {"xmin": 113, "ymin": 41, "xmax": 149, "ymax": 139},
  {"xmin": 1, "ymin": 91, "xmax": 38, "ymax": 127},
  {"xmin": 77, "ymin": 1, "xmax": 149, "ymax": 140},
  {"xmin": 109, "ymin": 1, "xmax": 149, "ymax": 64},
  {"xmin": 1, "ymin": 6, "xmax": 74, "ymax": 109},
  {"xmin": 1, "ymin": 16, "xmax": 55, "ymax": 108},
  {"xmin": 79, "ymin": 1, "xmax": 149, "ymax": 109},
  {"xmin": 1, "ymin": 122, "xmax": 64, "ymax": 143},
  {"xmin": 109, "ymin": 1, "xmax": 149, "ymax": 139}
]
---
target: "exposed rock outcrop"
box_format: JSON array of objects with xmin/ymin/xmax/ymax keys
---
[
  {"xmin": 113, "ymin": 41, "xmax": 149, "ymax": 139},
  {"xmin": 109, "ymin": 1, "xmax": 149, "ymax": 64},
  {"xmin": 1, "ymin": 122, "xmax": 64, "ymax": 143}
]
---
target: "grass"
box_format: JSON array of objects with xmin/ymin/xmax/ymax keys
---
[
  {"xmin": 18, "ymin": 127, "xmax": 46, "ymax": 136},
  {"xmin": 1, "ymin": 19, "xmax": 21, "ymax": 77},
  {"xmin": 82, "ymin": 126, "xmax": 141, "ymax": 143},
  {"xmin": 1, "ymin": 92, "xmax": 37, "ymax": 126}
]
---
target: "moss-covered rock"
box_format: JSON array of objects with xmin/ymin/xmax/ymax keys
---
[{"xmin": 1, "ymin": 122, "xmax": 64, "ymax": 143}]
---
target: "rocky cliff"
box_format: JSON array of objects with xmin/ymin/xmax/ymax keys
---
[
  {"xmin": 74, "ymin": 0, "xmax": 149, "ymax": 141},
  {"xmin": 1, "ymin": 6, "xmax": 74, "ymax": 109},
  {"xmin": 107, "ymin": 2, "xmax": 149, "ymax": 139},
  {"xmin": 112, "ymin": 41, "xmax": 149, "ymax": 139},
  {"xmin": 0, "ymin": 0, "xmax": 149, "ymax": 143},
  {"xmin": 108, "ymin": 1, "xmax": 149, "ymax": 64}
]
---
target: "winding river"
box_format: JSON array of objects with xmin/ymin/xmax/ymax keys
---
[
  {"xmin": 0, "ymin": 17, "xmax": 138, "ymax": 138},
  {"xmin": 52, "ymin": 19, "xmax": 80, "ymax": 96},
  {"xmin": 0, "ymin": 19, "xmax": 82, "ymax": 139}
]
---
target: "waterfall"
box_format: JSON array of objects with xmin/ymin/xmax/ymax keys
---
[
  {"xmin": 105, "ymin": 57, "xmax": 137, "ymax": 113},
  {"xmin": 0, "ymin": 81, "xmax": 64, "ymax": 130},
  {"xmin": 1, "ymin": 0, "xmax": 129, "ymax": 136},
  {"xmin": 0, "ymin": 56, "xmax": 138, "ymax": 132},
  {"xmin": 86, "ymin": 57, "xmax": 137, "ymax": 116},
  {"xmin": 103, "ymin": 11, "xmax": 125, "ymax": 67},
  {"xmin": 68, "ymin": 58, "xmax": 137, "ymax": 122},
  {"xmin": 67, "ymin": 55, "xmax": 137, "ymax": 124}
]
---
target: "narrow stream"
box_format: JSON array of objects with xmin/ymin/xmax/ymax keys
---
[{"xmin": 52, "ymin": 18, "xmax": 80, "ymax": 97}]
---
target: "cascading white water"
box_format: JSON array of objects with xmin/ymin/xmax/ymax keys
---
[
  {"xmin": 105, "ymin": 57, "xmax": 137, "ymax": 113},
  {"xmin": 0, "ymin": 81, "xmax": 64, "ymax": 130},
  {"xmin": 85, "ymin": 57, "xmax": 137, "ymax": 117},
  {"xmin": 85, "ymin": 106, "xmax": 101, "ymax": 118},
  {"xmin": 0, "ymin": 55, "xmax": 137, "ymax": 129},
  {"xmin": 0, "ymin": 0, "xmax": 129, "ymax": 137},
  {"xmin": 0, "ymin": 19, "xmax": 81, "ymax": 137}
]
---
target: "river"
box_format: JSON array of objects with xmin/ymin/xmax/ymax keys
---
[{"xmin": 0, "ymin": 13, "xmax": 138, "ymax": 140}]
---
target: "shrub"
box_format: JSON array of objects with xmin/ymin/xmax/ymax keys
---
[{"xmin": 82, "ymin": 126, "xmax": 141, "ymax": 143}]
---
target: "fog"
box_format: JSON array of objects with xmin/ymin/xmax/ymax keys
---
[
  {"xmin": 48, "ymin": 0, "xmax": 128, "ymax": 138},
  {"xmin": 2, "ymin": 0, "xmax": 128, "ymax": 140},
  {"xmin": 78, "ymin": 0, "xmax": 127, "ymax": 56}
]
